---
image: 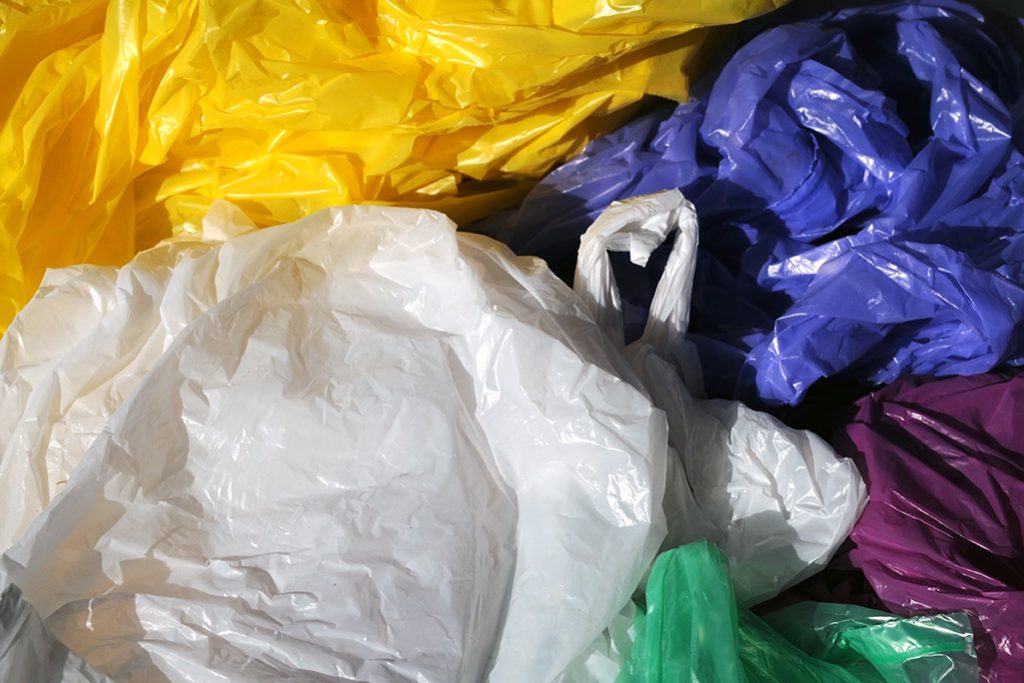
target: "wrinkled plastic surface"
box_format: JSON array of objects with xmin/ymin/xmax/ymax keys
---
[
  {"xmin": 473, "ymin": 0, "xmax": 1024, "ymax": 407},
  {"xmin": 0, "ymin": 585, "xmax": 110, "ymax": 683},
  {"xmin": 0, "ymin": 193, "xmax": 866, "ymax": 679},
  {"xmin": 834, "ymin": 372, "xmax": 1024, "ymax": 681},
  {"xmin": 618, "ymin": 540, "xmax": 978, "ymax": 683},
  {"xmin": 0, "ymin": 0, "xmax": 786, "ymax": 333},
  {"xmin": 0, "ymin": 203, "xmax": 667, "ymax": 682},
  {"xmin": 573, "ymin": 191, "xmax": 865, "ymax": 604}
]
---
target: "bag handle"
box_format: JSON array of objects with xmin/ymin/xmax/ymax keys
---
[{"xmin": 573, "ymin": 190, "xmax": 704, "ymax": 392}]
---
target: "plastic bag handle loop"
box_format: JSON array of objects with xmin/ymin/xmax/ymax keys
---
[{"xmin": 573, "ymin": 189, "xmax": 700, "ymax": 362}]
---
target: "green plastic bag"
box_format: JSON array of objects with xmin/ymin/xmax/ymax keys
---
[{"xmin": 620, "ymin": 541, "xmax": 978, "ymax": 682}]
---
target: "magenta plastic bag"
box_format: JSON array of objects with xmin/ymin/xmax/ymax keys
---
[
  {"xmin": 833, "ymin": 372, "xmax": 1024, "ymax": 681},
  {"xmin": 472, "ymin": 0, "xmax": 1024, "ymax": 407}
]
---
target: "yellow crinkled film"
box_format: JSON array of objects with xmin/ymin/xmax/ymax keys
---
[{"xmin": 0, "ymin": 0, "xmax": 784, "ymax": 331}]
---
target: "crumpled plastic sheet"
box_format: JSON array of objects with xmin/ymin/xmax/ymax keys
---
[
  {"xmin": 612, "ymin": 541, "xmax": 979, "ymax": 683},
  {"xmin": 832, "ymin": 372, "xmax": 1024, "ymax": 682},
  {"xmin": 0, "ymin": 203, "xmax": 669, "ymax": 682},
  {"xmin": 472, "ymin": 0, "xmax": 1024, "ymax": 407},
  {"xmin": 0, "ymin": 585, "xmax": 110, "ymax": 683},
  {"xmin": 0, "ymin": 0, "xmax": 786, "ymax": 333},
  {"xmin": 0, "ymin": 194, "xmax": 864, "ymax": 680},
  {"xmin": 572, "ymin": 191, "xmax": 865, "ymax": 605}
]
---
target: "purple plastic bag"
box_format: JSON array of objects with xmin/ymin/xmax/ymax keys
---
[
  {"xmin": 471, "ymin": 0, "xmax": 1024, "ymax": 407},
  {"xmin": 833, "ymin": 372, "xmax": 1024, "ymax": 681}
]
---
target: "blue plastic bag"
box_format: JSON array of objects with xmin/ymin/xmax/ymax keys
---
[{"xmin": 473, "ymin": 0, "xmax": 1024, "ymax": 407}]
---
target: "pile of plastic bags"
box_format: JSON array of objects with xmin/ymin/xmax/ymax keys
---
[
  {"xmin": 1, "ymin": 0, "xmax": 1022, "ymax": 681},
  {"xmin": 0, "ymin": 0, "xmax": 782, "ymax": 332},
  {"xmin": 620, "ymin": 541, "xmax": 978, "ymax": 682},
  {"xmin": 476, "ymin": 0, "xmax": 1024, "ymax": 407},
  {"xmin": 0, "ymin": 192, "xmax": 868, "ymax": 680},
  {"xmin": 832, "ymin": 373, "xmax": 1024, "ymax": 680}
]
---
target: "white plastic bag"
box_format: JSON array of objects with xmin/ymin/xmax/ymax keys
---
[
  {"xmin": 574, "ymin": 190, "xmax": 867, "ymax": 605},
  {"xmin": 0, "ymin": 204, "xmax": 667, "ymax": 682},
  {"xmin": 0, "ymin": 192, "xmax": 866, "ymax": 681},
  {"xmin": 0, "ymin": 201, "xmax": 260, "ymax": 552}
]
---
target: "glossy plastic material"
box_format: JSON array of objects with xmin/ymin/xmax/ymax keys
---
[
  {"xmin": 618, "ymin": 541, "xmax": 978, "ymax": 683},
  {"xmin": 474, "ymin": 0, "xmax": 1024, "ymax": 406},
  {"xmin": 0, "ymin": 195, "xmax": 866, "ymax": 680},
  {"xmin": 573, "ymin": 191, "xmax": 865, "ymax": 605},
  {"xmin": 0, "ymin": 203, "xmax": 667, "ymax": 682},
  {"xmin": 0, "ymin": 0, "xmax": 786, "ymax": 333},
  {"xmin": 834, "ymin": 373, "xmax": 1024, "ymax": 681}
]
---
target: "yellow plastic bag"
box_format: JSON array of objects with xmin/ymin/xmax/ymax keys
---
[{"xmin": 0, "ymin": 0, "xmax": 784, "ymax": 331}]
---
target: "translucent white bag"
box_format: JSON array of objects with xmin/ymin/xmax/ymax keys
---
[
  {"xmin": 0, "ymin": 203, "xmax": 667, "ymax": 682},
  {"xmin": 574, "ymin": 190, "xmax": 866, "ymax": 605},
  {"xmin": 0, "ymin": 193, "xmax": 865, "ymax": 682}
]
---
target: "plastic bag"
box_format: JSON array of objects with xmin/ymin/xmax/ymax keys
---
[
  {"xmin": 0, "ymin": 0, "xmax": 786, "ymax": 333},
  {"xmin": 473, "ymin": 0, "xmax": 1024, "ymax": 407},
  {"xmin": 0, "ymin": 203, "xmax": 667, "ymax": 682},
  {"xmin": 0, "ymin": 193, "xmax": 866, "ymax": 680},
  {"xmin": 832, "ymin": 372, "xmax": 1024, "ymax": 681},
  {"xmin": 573, "ymin": 191, "xmax": 865, "ymax": 604},
  {"xmin": 617, "ymin": 541, "xmax": 978, "ymax": 683}
]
